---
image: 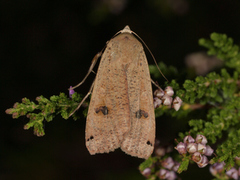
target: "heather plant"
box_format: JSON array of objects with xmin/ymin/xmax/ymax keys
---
[{"xmin": 6, "ymin": 33, "xmax": 240, "ymax": 180}]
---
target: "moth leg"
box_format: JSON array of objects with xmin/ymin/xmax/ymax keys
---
[
  {"xmin": 151, "ymin": 79, "xmax": 162, "ymax": 89},
  {"xmin": 69, "ymin": 79, "xmax": 95, "ymax": 117},
  {"xmin": 70, "ymin": 52, "xmax": 102, "ymax": 90}
]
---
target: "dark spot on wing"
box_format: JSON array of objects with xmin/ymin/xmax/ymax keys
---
[
  {"xmin": 147, "ymin": 141, "xmax": 153, "ymax": 146},
  {"xmin": 95, "ymin": 106, "xmax": 108, "ymax": 115},
  {"xmin": 136, "ymin": 109, "xmax": 148, "ymax": 119},
  {"xmin": 87, "ymin": 136, "xmax": 94, "ymax": 141}
]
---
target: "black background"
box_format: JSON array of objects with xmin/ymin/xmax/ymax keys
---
[{"xmin": 1, "ymin": 0, "xmax": 240, "ymax": 179}]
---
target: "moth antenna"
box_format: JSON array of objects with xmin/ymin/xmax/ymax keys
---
[
  {"xmin": 69, "ymin": 79, "xmax": 95, "ymax": 117},
  {"xmin": 132, "ymin": 31, "xmax": 169, "ymax": 82}
]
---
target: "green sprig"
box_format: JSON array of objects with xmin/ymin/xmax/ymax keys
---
[
  {"xmin": 199, "ymin": 32, "xmax": 240, "ymax": 72},
  {"xmin": 6, "ymin": 92, "xmax": 83, "ymax": 136}
]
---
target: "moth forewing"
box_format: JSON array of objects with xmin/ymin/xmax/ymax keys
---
[
  {"xmin": 120, "ymin": 46, "xmax": 155, "ymax": 159},
  {"xmin": 85, "ymin": 25, "xmax": 155, "ymax": 159}
]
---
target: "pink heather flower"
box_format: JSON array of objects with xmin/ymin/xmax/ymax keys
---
[
  {"xmin": 235, "ymin": 156, "xmax": 240, "ymax": 161},
  {"xmin": 69, "ymin": 86, "xmax": 75, "ymax": 98},
  {"xmin": 172, "ymin": 162, "xmax": 180, "ymax": 172},
  {"xmin": 158, "ymin": 169, "xmax": 170, "ymax": 179},
  {"xmin": 209, "ymin": 162, "xmax": 225, "ymax": 176},
  {"xmin": 154, "ymin": 88, "xmax": 165, "ymax": 98},
  {"xmin": 226, "ymin": 168, "xmax": 239, "ymax": 180},
  {"xmin": 162, "ymin": 157, "xmax": 175, "ymax": 170},
  {"xmin": 197, "ymin": 155, "xmax": 209, "ymax": 168},
  {"xmin": 166, "ymin": 171, "xmax": 177, "ymax": 180},
  {"xmin": 187, "ymin": 143, "xmax": 198, "ymax": 154},
  {"xmin": 141, "ymin": 168, "xmax": 151, "ymax": 178},
  {"xmin": 195, "ymin": 134, "xmax": 208, "ymax": 144},
  {"xmin": 175, "ymin": 142, "xmax": 187, "ymax": 154},
  {"xmin": 173, "ymin": 96, "xmax": 183, "ymax": 111},
  {"xmin": 164, "ymin": 86, "xmax": 174, "ymax": 96},
  {"xmin": 192, "ymin": 152, "xmax": 202, "ymax": 163},
  {"xmin": 154, "ymin": 97, "xmax": 162, "ymax": 108},
  {"xmin": 155, "ymin": 146, "xmax": 166, "ymax": 157},
  {"xmin": 204, "ymin": 145, "xmax": 214, "ymax": 156},
  {"xmin": 183, "ymin": 135, "xmax": 195, "ymax": 144},
  {"xmin": 162, "ymin": 95, "xmax": 173, "ymax": 106},
  {"xmin": 197, "ymin": 143, "xmax": 207, "ymax": 154}
]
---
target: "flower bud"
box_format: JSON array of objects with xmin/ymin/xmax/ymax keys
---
[
  {"xmin": 204, "ymin": 145, "xmax": 214, "ymax": 156},
  {"xmin": 192, "ymin": 152, "xmax": 202, "ymax": 163},
  {"xmin": 5, "ymin": 109, "xmax": 13, "ymax": 114},
  {"xmin": 226, "ymin": 168, "xmax": 239, "ymax": 180},
  {"xmin": 12, "ymin": 112, "xmax": 19, "ymax": 119},
  {"xmin": 23, "ymin": 124, "xmax": 29, "ymax": 130},
  {"xmin": 161, "ymin": 157, "xmax": 175, "ymax": 170},
  {"xmin": 162, "ymin": 95, "xmax": 173, "ymax": 106},
  {"xmin": 197, "ymin": 143, "xmax": 207, "ymax": 154},
  {"xmin": 158, "ymin": 169, "xmax": 170, "ymax": 179},
  {"xmin": 165, "ymin": 86, "xmax": 174, "ymax": 96},
  {"xmin": 141, "ymin": 168, "xmax": 151, "ymax": 178},
  {"xmin": 196, "ymin": 134, "xmax": 207, "ymax": 144},
  {"xmin": 172, "ymin": 162, "xmax": 180, "ymax": 172},
  {"xmin": 69, "ymin": 86, "xmax": 75, "ymax": 98},
  {"xmin": 155, "ymin": 146, "xmax": 166, "ymax": 157},
  {"xmin": 173, "ymin": 96, "xmax": 183, "ymax": 111},
  {"xmin": 166, "ymin": 171, "xmax": 177, "ymax": 180},
  {"xmin": 154, "ymin": 88, "xmax": 165, "ymax": 98},
  {"xmin": 36, "ymin": 96, "xmax": 41, "ymax": 101},
  {"xmin": 197, "ymin": 155, "xmax": 209, "ymax": 168},
  {"xmin": 13, "ymin": 102, "xmax": 19, "ymax": 108},
  {"xmin": 183, "ymin": 135, "xmax": 195, "ymax": 144},
  {"xmin": 22, "ymin": 98, "xmax": 28, "ymax": 103},
  {"xmin": 187, "ymin": 143, "xmax": 198, "ymax": 154},
  {"xmin": 175, "ymin": 142, "xmax": 187, "ymax": 154},
  {"xmin": 154, "ymin": 97, "xmax": 162, "ymax": 109}
]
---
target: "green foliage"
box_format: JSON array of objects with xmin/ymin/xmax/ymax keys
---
[
  {"xmin": 181, "ymin": 69, "xmax": 238, "ymax": 104},
  {"xmin": 176, "ymin": 68, "xmax": 239, "ymax": 143},
  {"xmin": 6, "ymin": 92, "xmax": 82, "ymax": 136},
  {"xmin": 199, "ymin": 32, "xmax": 240, "ymax": 73},
  {"xmin": 210, "ymin": 129, "xmax": 240, "ymax": 169},
  {"xmin": 139, "ymin": 157, "xmax": 158, "ymax": 172},
  {"xmin": 5, "ymin": 32, "xmax": 240, "ymax": 179},
  {"xmin": 177, "ymin": 156, "xmax": 190, "ymax": 173},
  {"xmin": 149, "ymin": 32, "xmax": 240, "ymax": 179}
]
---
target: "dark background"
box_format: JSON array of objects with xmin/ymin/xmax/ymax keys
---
[{"xmin": 1, "ymin": 0, "xmax": 240, "ymax": 179}]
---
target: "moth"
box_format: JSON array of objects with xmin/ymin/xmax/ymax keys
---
[{"xmin": 72, "ymin": 26, "xmax": 155, "ymax": 159}]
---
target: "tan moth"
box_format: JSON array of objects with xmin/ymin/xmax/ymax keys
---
[{"xmin": 72, "ymin": 26, "xmax": 155, "ymax": 159}]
